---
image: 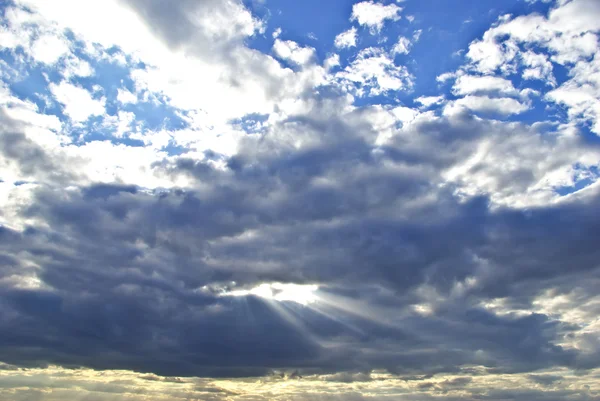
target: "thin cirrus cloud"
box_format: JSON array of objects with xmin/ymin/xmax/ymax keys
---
[{"xmin": 1, "ymin": 0, "xmax": 600, "ymax": 400}]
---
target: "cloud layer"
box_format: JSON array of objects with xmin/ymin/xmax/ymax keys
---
[{"xmin": 1, "ymin": 0, "xmax": 600, "ymax": 400}]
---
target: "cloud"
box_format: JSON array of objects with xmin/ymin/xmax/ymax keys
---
[
  {"xmin": 415, "ymin": 95, "xmax": 445, "ymax": 108},
  {"xmin": 452, "ymin": 75, "xmax": 519, "ymax": 97},
  {"xmin": 391, "ymin": 36, "xmax": 412, "ymax": 55},
  {"xmin": 49, "ymin": 82, "xmax": 106, "ymax": 122},
  {"xmin": 546, "ymin": 57, "xmax": 600, "ymax": 133},
  {"xmin": 1, "ymin": 0, "xmax": 600, "ymax": 400},
  {"xmin": 29, "ymin": 34, "xmax": 70, "ymax": 64},
  {"xmin": 116, "ymin": 88, "xmax": 138, "ymax": 105},
  {"xmin": 334, "ymin": 27, "xmax": 358, "ymax": 49},
  {"xmin": 350, "ymin": 1, "xmax": 402, "ymax": 33},
  {"xmin": 335, "ymin": 47, "xmax": 414, "ymax": 96},
  {"xmin": 458, "ymin": 0, "xmax": 600, "ymax": 132},
  {"xmin": 2, "ymin": 102, "xmax": 600, "ymax": 381},
  {"xmin": 0, "ymin": 110, "xmax": 74, "ymax": 184},
  {"xmin": 273, "ymin": 39, "xmax": 316, "ymax": 67},
  {"xmin": 446, "ymin": 95, "xmax": 529, "ymax": 116}
]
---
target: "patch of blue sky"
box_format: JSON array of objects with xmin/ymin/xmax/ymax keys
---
[
  {"xmin": 230, "ymin": 113, "xmax": 270, "ymax": 135},
  {"xmin": 65, "ymin": 51, "xmax": 189, "ymax": 139},
  {"xmin": 245, "ymin": 0, "xmax": 357, "ymax": 60},
  {"xmin": 121, "ymin": 99, "xmax": 189, "ymax": 132},
  {"xmin": 160, "ymin": 142, "xmax": 189, "ymax": 157},
  {"xmin": 407, "ymin": 0, "xmax": 553, "ymax": 92},
  {"xmin": 6, "ymin": 64, "xmax": 59, "ymax": 112},
  {"xmin": 0, "ymin": 52, "xmax": 66, "ymax": 122},
  {"xmin": 576, "ymin": 122, "xmax": 600, "ymax": 146},
  {"xmin": 69, "ymin": 57, "xmax": 133, "ymax": 98},
  {"xmin": 247, "ymin": 0, "xmax": 559, "ymax": 118},
  {"xmin": 68, "ymin": 97, "xmax": 189, "ymax": 149},
  {"xmin": 352, "ymin": 91, "xmax": 413, "ymax": 108},
  {"xmin": 68, "ymin": 115, "xmax": 144, "ymax": 147}
]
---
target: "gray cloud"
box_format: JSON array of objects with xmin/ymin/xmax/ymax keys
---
[
  {"xmin": 0, "ymin": 111, "xmax": 76, "ymax": 184},
  {"xmin": 1, "ymin": 107, "xmax": 600, "ymax": 379}
]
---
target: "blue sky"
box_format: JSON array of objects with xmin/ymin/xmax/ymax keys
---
[{"xmin": 1, "ymin": 0, "xmax": 600, "ymax": 400}]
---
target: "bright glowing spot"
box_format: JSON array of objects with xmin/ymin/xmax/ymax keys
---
[{"xmin": 224, "ymin": 283, "xmax": 319, "ymax": 305}]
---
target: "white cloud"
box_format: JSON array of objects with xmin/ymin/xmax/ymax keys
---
[
  {"xmin": 436, "ymin": 72, "xmax": 456, "ymax": 83},
  {"xmin": 273, "ymin": 39, "xmax": 316, "ymax": 67},
  {"xmin": 415, "ymin": 95, "xmax": 445, "ymax": 108},
  {"xmin": 334, "ymin": 27, "xmax": 357, "ymax": 49},
  {"xmin": 62, "ymin": 57, "xmax": 94, "ymax": 79},
  {"xmin": 391, "ymin": 36, "xmax": 412, "ymax": 55},
  {"xmin": 466, "ymin": 33, "xmax": 519, "ymax": 74},
  {"xmin": 49, "ymin": 81, "xmax": 105, "ymax": 122},
  {"xmin": 452, "ymin": 75, "xmax": 518, "ymax": 97},
  {"xmin": 336, "ymin": 47, "xmax": 413, "ymax": 96},
  {"xmin": 103, "ymin": 111, "xmax": 136, "ymax": 138},
  {"xmin": 548, "ymin": 0, "xmax": 600, "ymax": 33},
  {"xmin": 391, "ymin": 105, "xmax": 419, "ymax": 124},
  {"xmin": 442, "ymin": 122, "xmax": 600, "ymax": 207},
  {"xmin": 17, "ymin": 0, "xmax": 264, "ymax": 62},
  {"xmin": 445, "ymin": 95, "xmax": 529, "ymax": 116},
  {"xmin": 30, "ymin": 33, "xmax": 70, "ymax": 64},
  {"xmin": 547, "ymin": 57, "xmax": 600, "ymax": 134},
  {"xmin": 12, "ymin": 0, "xmax": 329, "ymax": 132},
  {"xmin": 450, "ymin": 0, "xmax": 600, "ymax": 133},
  {"xmin": 0, "ymin": 6, "xmax": 72, "ymax": 67},
  {"xmin": 466, "ymin": 1, "xmax": 599, "ymax": 73},
  {"xmin": 351, "ymin": 1, "xmax": 402, "ymax": 32},
  {"xmin": 521, "ymin": 51, "xmax": 555, "ymax": 85},
  {"xmin": 324, "ymin": 54, "xmax": 341, "ymax": 70},
  {"xmin": 116, "ymin": 88, "xmax": 138, "ymax": 104}
]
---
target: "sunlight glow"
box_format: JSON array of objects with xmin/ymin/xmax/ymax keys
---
[{"xmin": 224, "ymin": 283, "xmax": 319, "ymax": 305}]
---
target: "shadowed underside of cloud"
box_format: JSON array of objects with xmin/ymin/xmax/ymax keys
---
[
  {"xmin": 1, "ymin": 111, "xmax": 600, "ymax": 379},
  {"xmin": 1, "ymin": 0, "xmax": 600, "ymax": 400}
]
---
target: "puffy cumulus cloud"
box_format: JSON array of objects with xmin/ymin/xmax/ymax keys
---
[
  {"xmin": 445, "ymin": 95, "xmax": 530, "ymax": 116},
  {"xmin": 334, "ymin": 27, "xmax": 358, "ymax": 49},
  {"xmin": 351, "ymin": 1, "xmax": 403, "ymax": 33},
  {"xmin": 10, "ymin": 0, "xmax": 321, "ymax": 128},
  {"xmin": 415, "ymin": 95, "xmax": 445, "ymax": 108},
  {"xmin": 452, "ymin": 75, "xmax": 519, "ymax": 97},
  {"xmin": 455, "ymin": 0, "xmax": 600, "ymax": 132},
  {"xmin": 391, "ymin": 36, "xmax": 412, "ymax": 55},
  {"xmin": 335, "ymin": 47, "xmax": 414, "ymax": 96},
  {"xmin": 1, "ymin": 0, "xmax": 600, "ymax": 400},
  {"xmin": 440, "ymin": 73, "xmax": 534, "ymax": 117},
  {"xmin": 273, "ymin": 39, "xmax": 316, "ymax": 67},
  {"xmin": 49, "ymin": 82, "xmax": 106, "ymax": 122},
  {"xmin": 0, "ymin": 6, "xmax": 71, "ymax": 65},
  {"xmin": 547, "ymin": 56, "xmax": 600, "ymax": 133}
]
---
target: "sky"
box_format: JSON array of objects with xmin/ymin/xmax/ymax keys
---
[{"xmin": 0, "ymin": 0, "xmax": 600, "ymax": 400}]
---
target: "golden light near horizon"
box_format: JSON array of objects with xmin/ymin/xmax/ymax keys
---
[{"xmin": 223, "ymin": 283, "xmax": 320, "ymax": 306}]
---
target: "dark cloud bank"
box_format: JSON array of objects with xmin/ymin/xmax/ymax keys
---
[{"xmin": 2, "ymin": 104, "xmax": 600, "ymax": 382}]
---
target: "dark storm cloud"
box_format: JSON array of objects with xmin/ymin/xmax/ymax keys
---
[
  {"xmin": 2, "ymin": 95, "xmax": 600, "ymax": 382},
  {"xmin": 1, "ymin": 172, "xmax": 599, "ymax": 377}
]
